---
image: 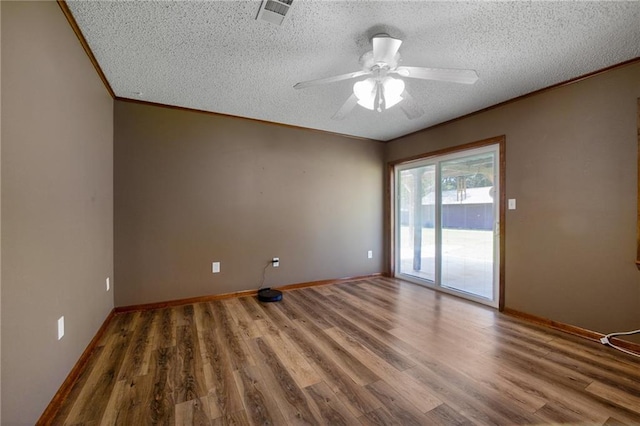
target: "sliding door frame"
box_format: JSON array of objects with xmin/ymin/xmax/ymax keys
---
[{"xmin": 387, "ymin": 135, "xmax": 506, "ymax": 311}]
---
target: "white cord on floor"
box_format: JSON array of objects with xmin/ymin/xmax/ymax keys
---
[{"xmin": 600, "ymin": 329, "xmax": 640, "ymax": 358}]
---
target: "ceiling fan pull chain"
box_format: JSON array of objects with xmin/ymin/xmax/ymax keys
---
[{"xmin": 376, "ymin": 81, "xmax": 385, "ymax": 112}]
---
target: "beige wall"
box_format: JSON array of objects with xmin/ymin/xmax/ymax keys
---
[
  {"xmin": 114, "ymin": 101, "xmax": 384, "ymax": 307},
  {"xmin": 387, "ymin": 62, "xmax": 640, "ymax": 338},
  {"xmin": 1, "ymin": 2, "xmax": 114, "ymax": 424}
]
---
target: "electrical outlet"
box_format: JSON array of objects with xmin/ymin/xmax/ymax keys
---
[
  {"xmin": 58, "ymin": 316, "xmax": 65, "ymax": 340},
  {"xmin": 106, "ymin": 277, "xmax": 110, "ymax": 292},
  {"xmin": 212, "ymin": 262, "xmax": 220, "ymax": 273},
  {"xmin": 367, "ymin": 250, "xmax": 373, "ymax": 259},
  {"xmin": 272, "ymin": 257, "xmax": 279, "ymax": 268}
]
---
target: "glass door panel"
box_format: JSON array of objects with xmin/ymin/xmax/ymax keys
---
[
  {"xmin": 440, "ymin": 152, "xmax": 496, "ymax": 299},
  {"xmin": 397, "ymin": 165, "xmax": 436, "ymax": 282}
]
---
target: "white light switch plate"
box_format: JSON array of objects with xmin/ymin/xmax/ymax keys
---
[
  {"xmin": 58, "ymin": 316, "xmax": 65, "ymax": 340},
  {"xmin": 367, "ymin": 250, "xmax": 373, "ymax": 259},
  {"xmin": 212, "ymin": 262, "xmax": 220, "ymax": 273},
  {"xmin": 508, "ymin": 199, "xmax": 516, "ymax": 210}
]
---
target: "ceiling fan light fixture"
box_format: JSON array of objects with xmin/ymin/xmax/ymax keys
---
[
  {"xmin": 353, "ymin": 78, "xmax": 376, "ymax": 110},
  {"xmin": 353, "ymin": 76, "xmax": 404, "ymax": 111},
  {"xmin": 383, "ymin": 76, "xmax": 405, "ymax": 108}
]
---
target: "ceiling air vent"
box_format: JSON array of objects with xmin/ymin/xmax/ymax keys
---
[{"xmin": 256, "ymin": 0, "xmax": 293, "ymax": 26}]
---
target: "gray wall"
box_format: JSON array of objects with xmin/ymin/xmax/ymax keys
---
[
  {"xmin": 114, "ymin": 101, "xmax": 384, "ymax": 307},
  {"xmin": 1, "ymin": 2, "xmax": 114, "ymax": 424},
  {"xmin": 387, "ymin": 62, "xmax": 640, "ymax": 338}
]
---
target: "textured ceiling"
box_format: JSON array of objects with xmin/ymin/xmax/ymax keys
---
[{"xmin": 66, "ymin": 1, "xmax": 640, "ymax": 141}]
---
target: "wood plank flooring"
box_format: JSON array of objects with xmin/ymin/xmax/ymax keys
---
[{"xmin": 52, "ymin": 277, "xmax": 640, "ymax": 425}]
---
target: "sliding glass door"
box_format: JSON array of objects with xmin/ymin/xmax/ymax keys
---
[
  {"xmin": 397, "ymin": 164, "xmax": 437, "ymax": 282},
  {"xmin": 395, "ymin": 144, "xmax": 500, "ymax": 307}
]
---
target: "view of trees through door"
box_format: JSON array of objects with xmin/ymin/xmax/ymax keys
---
[{"xmin": 395, "ymin": 144, "xmax": 500, "ymax": 307}]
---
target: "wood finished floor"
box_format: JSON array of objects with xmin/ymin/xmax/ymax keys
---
[{"xmin": 52, "ymin": 277, "xmax": 640, "ymax": 425}]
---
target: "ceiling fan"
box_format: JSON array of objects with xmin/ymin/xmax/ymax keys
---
[{"xmin": 294, "ymin": 34, "xmax": 479, "ymax": 120}]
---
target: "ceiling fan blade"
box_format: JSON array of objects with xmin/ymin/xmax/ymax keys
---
[
  {"xmin": 294, "ymin": 70, "xmax": 370, "ymax": 90},
  {"xmin": 373, "ymin": 35, "xmax": 402, "ymax": 64},
  {"xmin": 399, "ymin": 90, "xmax": 424, "ymax": 120},
  {"xmin": 331, "ymin": 94, "xmax": 358, "ymax": 120},
  {"xmin": 395, "ymin": 66, "xmax": 479, "ymax": 84}
]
